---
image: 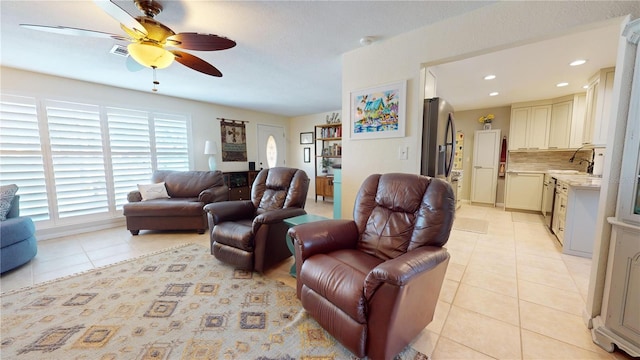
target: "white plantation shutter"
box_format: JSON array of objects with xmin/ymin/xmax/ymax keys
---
[
  {"xmin": 0, "ymin": 93, "xmax": 192, "ymax": 227},
  {"xmin": 45, "ymin": 100, "xmax": 109, "ymax": 218},
  {"xmin": 106, "ymin": 107, "xmax": 153, "ymax": 210},
  {"xmin": 154, "ymin": 113, "xmax": 189, "ymax": 171},
  {"xmin": 0, "ymin": 95, "xmax": 50, "ymax": 221}
]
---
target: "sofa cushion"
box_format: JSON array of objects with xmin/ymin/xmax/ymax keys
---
[
  {"xmin": 0, "ymin": 184, "xmax": 18, "ymax": 221},
  {"xmin": 300, "ymin": 249, "xmax": 383, "ymax": 323},
  {"xmin": 212, "ymin": 219, "xmax": 254, "ymax": 251},
  {"xmin": 137, "ymin": 182, "xmax": 170, "ymax": 201},
  {"xmin": 155, "ymin": 171, "xmax": 225, "ymax": 198},
  {"xmin": 123, "ymin": 198, "xmax": 203, "ymax": 217}
]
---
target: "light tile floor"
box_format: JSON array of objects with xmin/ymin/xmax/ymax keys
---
[{"xmin": 0, "ymin": 202, "xmax": 633, "ymax": 359}]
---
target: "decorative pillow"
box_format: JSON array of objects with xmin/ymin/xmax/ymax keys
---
[
  {"xmin": 0, "ymin": 184, "xmax": 19, "ymax": 221},
  {"xmin": 137, "ymin": 182, "xmax": 170, "ymax": 201}
]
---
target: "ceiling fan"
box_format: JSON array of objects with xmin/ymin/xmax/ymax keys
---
[{"xmin": 20, "ymin": 0, "xmax": 236, "ymax": 89}]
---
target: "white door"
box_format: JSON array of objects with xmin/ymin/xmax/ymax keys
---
[
  {"xmin": 257, "ymin": 124, "xmax": 286, "ymax": 169},
  {"xmin": 471, "ymin": 129, "xmax": 501, "ymax": 205}
]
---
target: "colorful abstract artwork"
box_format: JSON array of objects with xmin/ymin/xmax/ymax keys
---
[{"xmin": 350, "ymin": 80, "xmax": 406, "ymax": 140}]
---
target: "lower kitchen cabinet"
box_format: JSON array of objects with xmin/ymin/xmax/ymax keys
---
[
  {"xmin": 552, "ymin": 181, "xmax": 569, "ymax": 244},
  {"xmin": 505, "ymin": 172, "xmax": 544, "ymax": 211},
  {"xmin": 562, "ymin": 186, "xmax": 600, "ymax": 257}
]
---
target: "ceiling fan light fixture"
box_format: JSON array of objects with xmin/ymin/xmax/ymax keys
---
[{"xmin": 128, "ymin": 42, "xmax": 174, "ymax": 69}]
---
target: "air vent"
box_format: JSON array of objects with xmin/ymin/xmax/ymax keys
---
[{"xmin": 110, "ymin": 44, "xmax": 129, "ymax": 57}]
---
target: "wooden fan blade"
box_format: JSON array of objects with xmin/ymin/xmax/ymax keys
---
[
  {"xmin": 93, "ymin": 0, "xmax": 147, "ymax": 37},
  {"xmin": 167, "ymin": 33, "xmax": 236, "ymax": 51},
  {"xmin": 171, "ymin": 50, "xmax": 222, "ymax": 77},
  {"xmin": 20, "ymin": 24, "xmax": 130, "ymax": 41}
]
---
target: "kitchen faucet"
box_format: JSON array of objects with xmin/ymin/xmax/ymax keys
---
[{"xmin": 569, "ymin": 145, "xmax": 595, "ymax": 173}]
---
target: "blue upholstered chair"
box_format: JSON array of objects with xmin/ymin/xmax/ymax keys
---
[{"xmin": 1, "ymin": 196, "xmax": 37, "ymax": 273}]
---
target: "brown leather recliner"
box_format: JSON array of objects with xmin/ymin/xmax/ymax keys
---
[
  {"xmin": 123, "ymin": 170, "xmax": 228, "ymax": 235},
  {"xmin": 204, "ymin": 167, "xmax": 310, "ymax": 272},
  {"xmin": 288, "ymin": 173, "xmax": 455, "ymax": 360}
]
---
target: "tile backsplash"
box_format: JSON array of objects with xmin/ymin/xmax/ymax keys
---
[{"xmin": 508, "ymin": 150, "xmax": 592, "ymax": 172}]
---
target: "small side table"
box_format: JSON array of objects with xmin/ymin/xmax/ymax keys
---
[{"xmin": 284, "ymin": 214, "xmax": 328, "ymax": 277}]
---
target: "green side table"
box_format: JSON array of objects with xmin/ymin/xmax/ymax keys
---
[{"xmin": 284, "ymin": 214, "xmax": 328, "ymax": 277}]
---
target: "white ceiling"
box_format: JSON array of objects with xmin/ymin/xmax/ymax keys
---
[
  {"xmin": 1, "ymin": 2, "xmax": 622, "ymax": 117},
  {"xmin": 431, "ymin": 19, "xmax": 622, "ymax": 111},
  {"xmin": 0, "ymin": 0, "xmax": 493, "ymax": 117}
]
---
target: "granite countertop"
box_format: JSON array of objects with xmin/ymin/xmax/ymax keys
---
[
  {"xmin": 506, "ymin": 169, "xmax": 601, "ymax": 189},
  {"xmin": 552, "ymin": 173, "xmax": 602, "ymax": 189}
]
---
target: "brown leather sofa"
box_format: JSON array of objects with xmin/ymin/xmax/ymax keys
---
[
  {"xmin": 123, "ymin": 170, "xmax": 228, "ymax": 235},
  {"xmin": 205, "ymin": 167, "xmax": 309, "ymax": 272},
  {"xmin": 288, "ymin": 173, "xmax": 455, "ymax": 360}
]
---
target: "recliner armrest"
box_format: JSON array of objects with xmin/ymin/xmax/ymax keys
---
[
  {"xmin": 363, "ymin": 246, "xmax": 449, "ymax": 300},
  {"xmin": 252, "ymin": 207, "xmax": 307, "ymax": 234},
  {"xmin": 127, "ymin": 190, "xmax": 142, "ymax": 203},
  {"xmin": 199, "ymin": 186, "xmax": 229, "ymax": 204},
  {"xmin": 288, "ymin": 219, "xmax": 358, "ymax": 262},
  {"xmin": 204, "ymin": 200, "xmax": 255, "ymax": 225}
]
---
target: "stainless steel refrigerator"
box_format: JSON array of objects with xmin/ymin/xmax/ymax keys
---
[{"xmin": 420, "ymin": 97, "xmax": 456, "ymax": 181}]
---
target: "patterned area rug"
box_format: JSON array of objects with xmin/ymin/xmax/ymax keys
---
[{"xmin": 1, "ymin": 244, "xmax": 427, "ymax": 359}]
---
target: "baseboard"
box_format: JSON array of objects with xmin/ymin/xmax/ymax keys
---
[{"xmin": 36, "ymin": 217, "xmax": 126, "ymax": 241}]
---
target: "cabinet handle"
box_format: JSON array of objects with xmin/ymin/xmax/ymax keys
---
[
  {"xmin": 474, "ymin": 166, "xmax": 481, "ymax": 169},
  {"xmin": 548, "ymin": 146, "xmax": 558, "ymax": 149}
]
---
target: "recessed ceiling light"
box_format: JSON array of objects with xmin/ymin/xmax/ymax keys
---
[
  {"xmin": 556, "ymin": 82, "xmax": 569, "ymax": 87},
  {"xmin": 489, "ymin": 92, "xmax": 499, "ymax": 96},
  {"xmin": 569, "ymin": 59, "xmax": 587, "ymax": 66},
  {"xmin": 582, "ymin": 85, "xmax": 589, "ymax": 89},
  {"xmin": 484, "ymin": 75, "xmax": 496, "ymax": 80}
]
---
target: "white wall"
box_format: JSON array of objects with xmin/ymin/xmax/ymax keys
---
[
  {"xmin": 288, "ymin": 110, "xmax": 341, "ymax": 200},
  {"xmin": 1, "ymin": 67, "xmax": 289, "ymax": 173},
  {"xmin": 340, "ymin": 1, "xmax": 640, "ymax": 218}
]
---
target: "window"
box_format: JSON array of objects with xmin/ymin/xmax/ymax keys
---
[
  {"xmin": 0, "ymin": 95, "xmax": 191, "ymax": 224},
  {"xmin": 0, "ymin": 95, "xmax": 49, "ymax": 221}
]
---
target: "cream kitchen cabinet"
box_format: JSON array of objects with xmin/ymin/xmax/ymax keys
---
[
  {"xmin": 583, "ymin": 67, "xmax": 615, "ymax": 146},
  {"xmin": 552, "ymin": 180, "xmax": 568, "ymax": 244},
  {"xmin": 505, "ymin": 172, "xmax": 544, "ymax": 211},
  {"xmin": 569, "ymin": 93, "xmax": 587, "ymax": 149},
  {"xmin": 548, "ymin": 100, "xmax": 573, "ymax": 149},
  {"xmin": 509, "ymin": 104, "xmax": 551, "ymax": 150},
  {"xmin": 563, "ymin": 185, "xmax": 600, "ymax": 257}
]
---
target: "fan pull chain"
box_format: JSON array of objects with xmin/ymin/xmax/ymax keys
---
[{"xmin": 152, "ymin": 66, "xmax": 159, "ymax": 92}]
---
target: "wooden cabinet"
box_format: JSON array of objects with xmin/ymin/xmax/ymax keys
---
[
  {"xmin": 470, "ymin": 129, "xmax": 501, "ymax": 205},
  {"xmin": 509, "ymin": 104, "xmax": 551, "ymax": 150},
  {"xmin": 223, "ymin": 170, "xmax": 259, "ymax": 201},
  {"xmin": 504, "ymin": 172, "xmax": 544, "ymax": 211},
  {"xmin": 549, "ymin": 100, "xmax": 573, "ymax": 149},
  {"xmin": 583, "ymin": 67, "xmax": 615, "ymax": 146},
  {"xmin": 314, "ymin": 123, "xmax": 341, "ymax": 201},
  {"xmin": 315, "ymin": 175, "xmax": 334, "ymax": 200}
]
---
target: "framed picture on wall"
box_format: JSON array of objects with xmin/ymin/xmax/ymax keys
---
[
  {"xmin": 300, "ymin": 132, "xmax": 314, "ymax": 144},
  {"xmin": 303, "ymin": 147, "xmax": 311, "ymax": 163},
  {"xmin": 350, "ymin": 80, "xmax": 406, "ymax": 140}
]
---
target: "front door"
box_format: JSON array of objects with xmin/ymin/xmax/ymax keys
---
[{"xmin": 257, "ymin": 124, "xmax": 286, "ymax": 170}]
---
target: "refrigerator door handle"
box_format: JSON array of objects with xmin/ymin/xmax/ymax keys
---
[{"xmin": 444, "ymin": 113, "xmax": 456, "ymax": 178}]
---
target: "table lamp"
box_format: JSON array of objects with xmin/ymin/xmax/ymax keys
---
[{"xmin": 204, "ymin": 140, "xmax": 218, "ymax": 171}]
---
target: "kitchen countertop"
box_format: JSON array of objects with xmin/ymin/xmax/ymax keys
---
[
  {"xmin": 506, "ymin": 169, "xmax": 601, "ymax": 189},
  {"xmin": 552, "ymin": 173, "xmax": 601, "ymax": 189}
]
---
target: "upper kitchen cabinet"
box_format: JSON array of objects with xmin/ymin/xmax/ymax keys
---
[
  {"xmin": 583, "ymin": 67, "xmax": 615, "ymax": 146},
  {"xmin": 509, "ymin": 103, "xmax": 551, "ymax": 150},
  {"xmin": 549, "ymin": 99, "xmax": 573, "ymax": 149},
  {"xmin": 569, "ymin": 93, "xmax": 587, "ymax": 149}
]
